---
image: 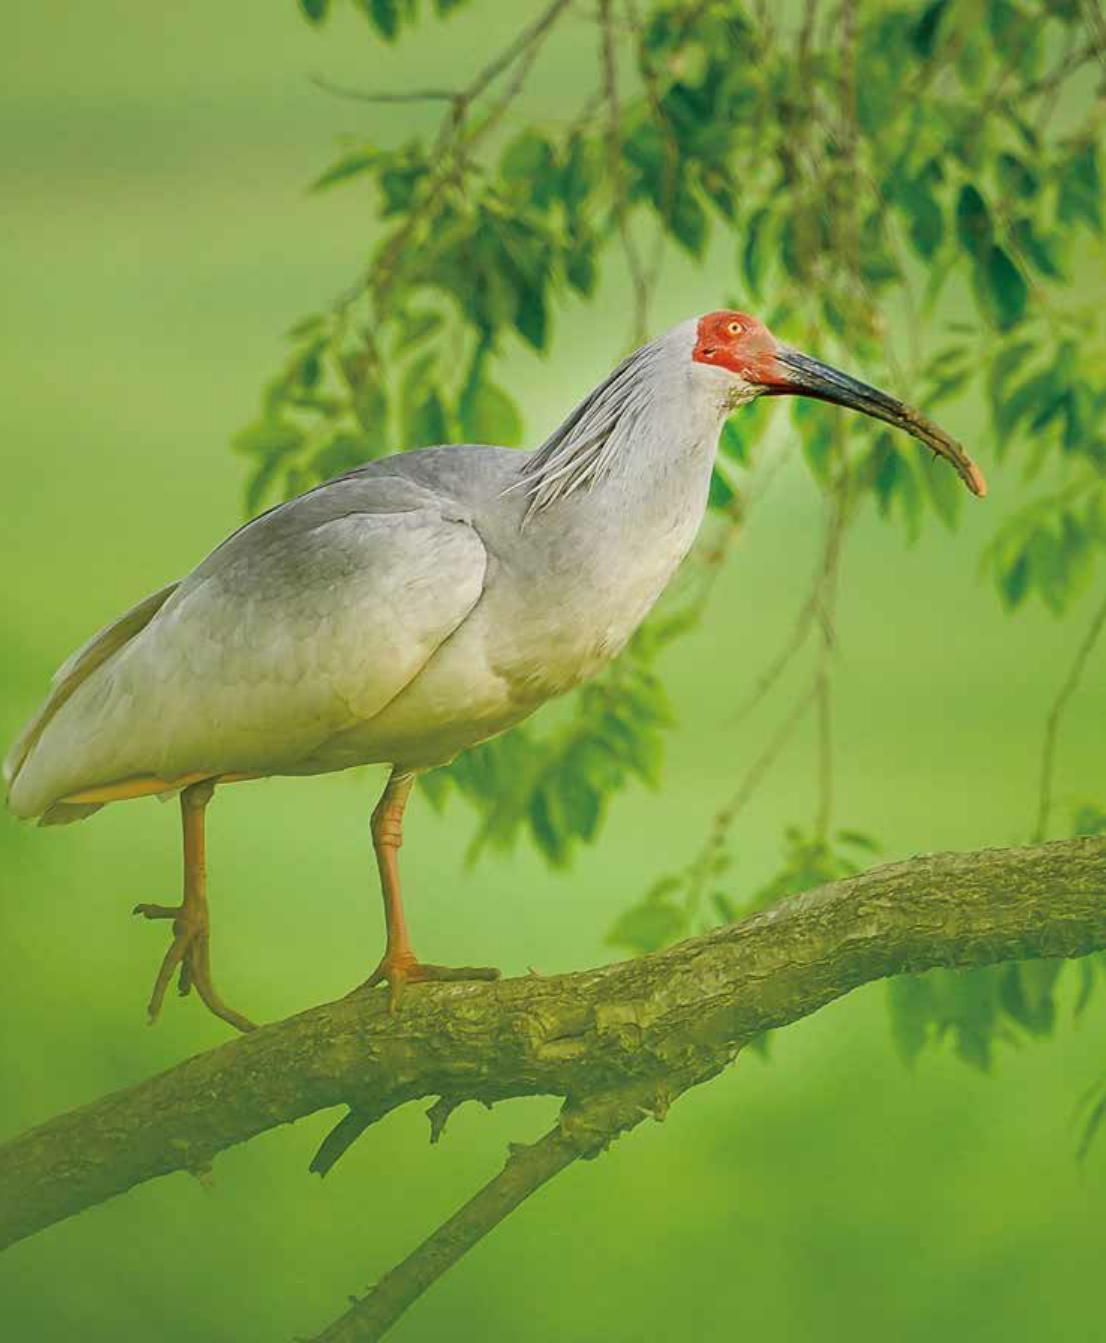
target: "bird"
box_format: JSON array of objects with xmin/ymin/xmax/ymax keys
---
[{"xmin": 4, "ymin": 310, "xmax": 986, "ymax": 1031}]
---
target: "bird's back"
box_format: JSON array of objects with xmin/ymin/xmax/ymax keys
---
[{"xmin": 5, "ymin": 449, "xmax": 521, "ymax": 821}]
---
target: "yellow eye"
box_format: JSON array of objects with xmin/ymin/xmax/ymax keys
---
[{"xmin": 727, "ymin": 320, "xmax": 743, "ymax": 335}]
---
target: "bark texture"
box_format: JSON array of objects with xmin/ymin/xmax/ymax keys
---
[{"xmin": 1, "ymin": 837, "xmax": 1104, "ymax": 1254}]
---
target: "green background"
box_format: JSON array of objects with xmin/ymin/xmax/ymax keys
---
[{"xmin": 1, "ymin": 3, "xmax": 1104, "ymax": 1339}]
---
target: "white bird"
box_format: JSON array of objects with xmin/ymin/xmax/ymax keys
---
[{"xmin": 4, "ymin": 310, "xmax": 986, "ymax": 1030}]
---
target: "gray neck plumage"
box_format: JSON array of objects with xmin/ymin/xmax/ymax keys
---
[{"xmin": 516, "ymin": 333, "xmax": 732, "ymax": 523}]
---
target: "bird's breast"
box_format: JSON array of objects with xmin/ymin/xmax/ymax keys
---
[{"xmin": 489, "ymin": 502, "xmax": 704, "ymax": 701}]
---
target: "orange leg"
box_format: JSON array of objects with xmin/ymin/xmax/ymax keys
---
[
  {"xmin": 361, "ymin": 769, "xmax": 500, "ymax": 1010},
  {"xmin": 133, "ymin": 780, "xmax": 255, "ymax": 1034}
]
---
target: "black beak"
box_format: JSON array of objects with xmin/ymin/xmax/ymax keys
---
[{"xmin": 765, "ymin": 347, "xmax": 987, "ymax": 498}]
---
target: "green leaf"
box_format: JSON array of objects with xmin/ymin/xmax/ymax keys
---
[
  {"xmin": 244, "ymin": 453, "xmax": 283, "ymax": 515},
  {"xmin": 897, "ymin": 175, "xmax": 944, "ymax": 259},
  {"xmin": 309, "ymin": 430, "xmax": 376, "ymax": 480},
  {"xmin": 560, "ymin": 134, "xmax": 599, "ymax": 213},
  {"xmin": 912, "ymin": 0, "xmax": 950, "ymax": 56},
  {"xmin": 407, "ymin": 390, "xmax": 448, "ymax": 447},
  {"xmin": 836, "ymin": 829, "xmax": 881, "ymax": 853},
  {"xmin": 983, "ymin": 245, "xmax": 1028, "ymax": 330},
  {"xmin": 361, "ymin": 0, "xmax": 400, "ymax": 40},
  {"xmin": 1011, "ymin": 217, "xmax": 1063, "ymax": 277},
  {"xmin": 870, "ymin": 433, "xmax": 923, "ymax": 541},
  {"xmin": 514, "ymin": 281, "xmax": 548, "ymax": 350},
  {"xmin": 393, "ymin": 309, "xmax": 444, "ymax": 354},
  {"xmin": 565, "ymin": 239, "xmax": 597, "ymax": 297},
  {"xmin": 888, "ymin": 975, "xmax": 934, "ymax": 1065},
  {"xmin": 311, "ymin": 146, "xmax": 378, "ymax": 192},
  {"xmin": 742, "ymin": 207, "xmax": 770, "ymax": 300},
  {"xmin": 956, "ymin": 184, "xmax": 992, "ymax": 260},
  {"xmin": 919, "ymin": 451, "xmax": 963, "ymax": 529},
  {"xmin": 606, "ymin": 885, "xmax": 688, "ymax": 955},
  {"xmin": 795, "ymin": 401, "xmax": 834, "ymax": 487},
  {"xmin": 299, "ymin": 0, "xmax": 330, "ymax": 22},
  {"xmin": 669, "ymin": 187, "xmax": 708, "ymax": 257},
  {"xmin": 708, "ymin": 467, "xmax": 736, "ymax": 510},
  {"xmin": 1057, "ymin": 141, "xmax": 1103, "ymax": 232},
  {"xmin": 500, "ymin": 129, "xmax": 554, "ymax": 186},
  {"xmin": 1073, "ymin": 803, "xmax": 1106, "ymax": 837},
  {"xmin": 460, "ymin": 379, "xmax": 523, "ymax": 446},
  {"xmin": 999, "ymin": 549, "xmax": 1030, "ymax": 609},
  {"xmin": 401, "ymin": 353, "xmax": 449, "ymax": 446},
  {"xmin": 996, "ymin": 151, "xmax": 1038, "ymax": 199},
  {"xmin": 353, "ymin": 380, "xmax": 388, "ymax": 434},
  {"xmin": 718, "ymin": 418, "xmax": 749, "ymax": 465},
  {"xmin": 232, "ymin": 417, "xmax": 305, "ymax": 460}
]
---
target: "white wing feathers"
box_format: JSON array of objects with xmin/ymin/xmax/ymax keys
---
[
  {"xmin": 6, "ymin": 487, "xmax": 487, "ymax": 820},
  {"xmin": 3, "ymin": 581, "xmax": 180, "ymax": 793}
]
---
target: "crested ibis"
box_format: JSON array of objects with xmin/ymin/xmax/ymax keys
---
[{"xmin": 4, "ymin": 311, "xmax": 986, "ymax": 1030}]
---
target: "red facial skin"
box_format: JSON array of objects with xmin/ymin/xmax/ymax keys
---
[
  {"xmin": 691, "ymin": 308, "xmax": 988, "ymax": 499},
  {"xmin": 691, "ymin": 310, "xmax": 785, "ymax": 385}
]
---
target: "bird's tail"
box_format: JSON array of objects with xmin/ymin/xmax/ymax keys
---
[{"xmin": 4, "ymin": 580, "xmax": 179, "ymax": 822}]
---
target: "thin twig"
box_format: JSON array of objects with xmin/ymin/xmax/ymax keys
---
[
  {"xmin": 342, "ymin": 0, "xmax": 574, "ymax": 310},
  {"xmin": 307, "ymin": 1070, "xmax": 719, "ymax": 1342},
  {"xmin": 728, "ymin": 479, "xmax": 848, "ymax": 728},
  {"xmin": 684, "ymin": 679, "xmax": 821, "ymax": 913},
  {"xmin": 310, "ymin": 1125, "xmax": 580, "ymax": 1342},
  {"xmin": 1080, "ymin": 0, "xmax": 1106, "ymax": 76},
  {"xmin": 310, "ymin": 76, "xmax": 459, "ymax": 105},
  {"xmin": 462, "ymin": 0, "xmax": 576, "ymax": 105},
  {"xmin": 624, "ymin": 0, "xmax": 681, "ymax": 310},
  {"xmin": 798, "ymin": 0, "xmax": 820, "ymax": 72},
  {"xmin": 813, "ymin": 478, "xmax": 847, "ymax": 840},
  {"xmin": 1033, "ymin": 588, "xmax": 1106, "ymax": 841},
  {"xmin": 599, "ymin": 0, "xmax": 650, "ymax": 343}
]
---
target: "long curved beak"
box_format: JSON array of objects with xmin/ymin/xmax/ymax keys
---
[{"xmin": 763, "ymin": 347, "xmax": 987, "ymax": 498}]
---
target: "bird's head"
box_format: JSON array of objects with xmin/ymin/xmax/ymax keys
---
[{"xmin": 691, "ymin": 309, "xmax": 986, "ymax": 497}]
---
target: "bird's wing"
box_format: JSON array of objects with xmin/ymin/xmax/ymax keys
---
[
  {"xmin": 3, "ymin": 580, "xmax": 180, "ymax": 790},
  {"xmin": 7, "ymin": 476, "xmax": 488, "ymax": 818}
]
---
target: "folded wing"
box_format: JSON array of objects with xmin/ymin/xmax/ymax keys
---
[{"xmin": 6, "ymin": 474, "xmax": 488, "ymax": 821}]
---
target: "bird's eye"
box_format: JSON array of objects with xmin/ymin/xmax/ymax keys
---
[{"xmin": 727, "ymin": 321, "xmax": 743, "ymax": 336}]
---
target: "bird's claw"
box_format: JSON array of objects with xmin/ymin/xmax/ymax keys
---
[
  {"xmin": 133, "ymin": 901, "xmax": 256, "ymax": 1034},
  {"xmin": 358, "ymin": 952, "xmax": 501, "ymax": 1012}
]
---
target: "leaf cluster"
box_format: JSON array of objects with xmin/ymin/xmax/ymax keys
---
[{"xmin": 240, "ymin": 2, "xmax": 1106, "ymax": 933}]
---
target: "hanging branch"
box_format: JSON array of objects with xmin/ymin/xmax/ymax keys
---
[
  {"xmin": 1032, "ymin": 588, "xmax": 1106, "ymax": 841},
  {"xmin": 337, "ymin": 0, "xmax": 574, "ymax": 310},
  {"xmin": 599, "ymin": 0, "xmax": 651, "ymax": 343}
]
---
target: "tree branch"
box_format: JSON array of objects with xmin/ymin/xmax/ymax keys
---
[
  {"xmin": 308, "ymin": 1065, "xmax": 720, "ymax": 1343},
  {"xmin": 2, "ymin": 837, "xmax": 1103, "ymax": 1268}
]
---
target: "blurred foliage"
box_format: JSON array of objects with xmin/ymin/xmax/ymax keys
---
[
  {"xmin": 238, "ymin": 2, "xmax": 1106, "ymax": 1071},
  {"xmin": 608, "ymin": 825, "xmax": 880, "ymax": 954},
  {"xmin": 298, "ymin": 0, "xmax": 474, "ymax": 40}
]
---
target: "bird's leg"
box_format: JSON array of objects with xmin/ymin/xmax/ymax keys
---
[
  {"xmin": 361, "ymin": 769, "xmax": 500, "ymax": 1011},
  {"xmin": 133, "ymin": 779, "xmax": 256, "ymax": 1034}
]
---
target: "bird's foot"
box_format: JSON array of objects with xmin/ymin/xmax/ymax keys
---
[
  {"xmin": 358, "ymin": 950, "xmax": 500, "ymax": 1012},
  {"xmin": 132, "ymin": 901, "xmax": 256, "ymax": 1034}
]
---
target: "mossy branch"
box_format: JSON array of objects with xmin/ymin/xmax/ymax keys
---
[{"xmin": 1, "ymin": 838, "xmax": 1104, "ymax": 1336}]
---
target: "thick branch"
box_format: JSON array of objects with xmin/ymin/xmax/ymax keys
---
[{"xmin": 1, "ymin": 838, "xmax": 1104, "ymax": 1252}]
